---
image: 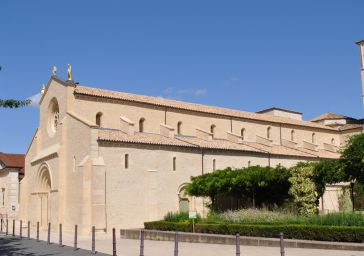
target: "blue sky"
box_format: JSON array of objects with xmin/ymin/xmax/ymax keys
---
[{"xmin": 1, "ymin": 1, "xmax": 363, "ymax": 153}]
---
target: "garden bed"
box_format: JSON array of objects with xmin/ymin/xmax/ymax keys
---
[{"xmin": 144, "ymin": 221, "xmax": 364, "ymax": 243}]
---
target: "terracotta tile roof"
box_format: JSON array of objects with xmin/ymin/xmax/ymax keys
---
[
  {"xmin": 338, "ymin": 124, "xmax": 363, "ymax": 131},
  {"xmin": 98, "ymin": 129, "xmax": 338, "ymax": 159},
  {"xmin": 242, "ymin": 142, "xmax": 317, "ymax": 158},
  {"xmin": 0, "ymin": 153, "xmax": 25, "ymax": 169},
  {"xmin": 176, "ymin": 136, "xmax": 264, "ymax": 153},
  {"xmin": 98, "ymin": 129, "xmax": 197, "ymax": 148},
  {"xmin": 74, "ymin": 85, "xmax": 336, "ymax": 131},
  {"xmin": 311, "ymin": 112, "xmax": 353, "ymax": 122}
]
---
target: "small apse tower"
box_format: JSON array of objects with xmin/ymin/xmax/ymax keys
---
[{"xmin": 357, "ymin": 40, "xmax": 364, "ymax": 107}]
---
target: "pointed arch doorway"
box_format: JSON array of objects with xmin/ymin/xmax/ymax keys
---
[{"xmin": 36, "ymin": 165, "xmax": 52, "ymax": 228}]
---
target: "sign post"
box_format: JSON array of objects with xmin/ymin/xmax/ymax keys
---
[{"xmin": 188, "ymin": 211, "xmax": 197, "ymax": 233}]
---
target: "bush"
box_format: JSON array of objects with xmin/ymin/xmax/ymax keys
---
[
  {"xmin": 289, "ymin": 163, "xmax": 318, "ymax": 215},
  {"xmin": 163, "ymin": 211, "xmax": 201, "ymax": 223},
  {"xmin": 144, "ymin": 221, "xmax": 364, "ymax": 243},
  {"xmin": 204, "ymin": 209, "xmax": 364, "ymax": 226},
  {"xmin": 185, "ymin": 166, "xmax": 291, "ymax": 210}
]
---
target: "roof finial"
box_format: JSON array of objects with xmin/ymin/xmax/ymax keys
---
[
  {"xmin": 52, "ymin": 65, "xmax": 57, "ymax": 76},
  {"xmin": 41, "ymin": 84, "xmax": 46, "ymax": 95},
  {"xmin": 67, "ymin": 64, "xmax": 73, "ymax": 81}
]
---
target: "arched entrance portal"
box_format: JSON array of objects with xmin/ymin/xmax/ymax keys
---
[{"xmin": 36, "ymin": 165, "xmax": 52, "ymax": 228}]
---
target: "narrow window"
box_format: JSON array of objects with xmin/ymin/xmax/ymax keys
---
[
  {"xmin": 291, "ymin": 130, "xmax": 295, "ymax": 141},
  {"xmin": 331, "ymin": 138, "xmax": 335, "ymax": 145},
  {"xmin": 139, "ymin": 118, "xmax": 145, "ymax": 132},
  {"xmin": 96, "ymin": 112, "xmax": 103, "ymax": 127},
  {"xmin": 73, "ymin": 156, "xmax": 76, "ymax": 172},
  {"xmin": 173, "ymin": 157, "xmax": 176, "ymax": 171},
  {"xmin": 1, "ymin": 188, "xmax": 4, "ymax": 207},
  {"xmin": 177, "ymin": 122, "xmax": 182, "ymax": 135},
  {"xmin": 248, "ymin": 161, "xmax": 251, "ymax": 167},
  {"xmin": 312, "ymin": 133, "xmax": 316, "ymax": 144},
  {"xmin": 267, "ymin": 127, "xmax": 271, "ymax": 139},
  {"xmin": 213, "ymin": 159, "xmax": 216, "ymax": 171},
  {"xmin": 210, "ymin": 125, "xmax": 216, "ymax": 138},
  {"xmin": 125, "ymin": 154, "xmax": 129, "ymax": 169},
  {"xmin": 241, "ymin": 128, "xmax": 245, "ymax": 140}
]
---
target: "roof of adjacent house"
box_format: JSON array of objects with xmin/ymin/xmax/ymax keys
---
[
  {"xmin": 0, "ymin": 153, "xmax": 25, "ymax": 169},
  {"xmin": 256, "ymin": 107, "xmax": 303, "ymax": 115},
  {"xmin": 310, "ymin": 112, "xmax": 355, "ymax": 122},
  {"xmin": 74, "ymin": 85, "xmax": 337, "ymax": 131},
  {"xmin": 97, "ymin": 129, "xmax": 339, "ymax": 159}
]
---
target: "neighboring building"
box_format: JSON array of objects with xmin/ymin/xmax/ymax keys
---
[
  {"xmin": 0, "ymin": 153, "xmax": 25, "ymax": 219},
  {"xmin": 20, "ymin": 76, "xmax": 362, "ymax": 234}
]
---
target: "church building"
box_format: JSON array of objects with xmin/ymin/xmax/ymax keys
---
[{"xmin": 20, "ymin": 75, "xmax": 362, "ymax": 234}]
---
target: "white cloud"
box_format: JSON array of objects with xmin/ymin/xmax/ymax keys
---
[
  {"xmin": 161, "ymin": 87, "xmax": 207, "ymax": 99},
  {"xmin": 194, "ymin": 88, "xmax": 207, "ymax": 97},
  {"xmin": 28, "ymin": 93, "xmax": 41, "ymax": 107}
]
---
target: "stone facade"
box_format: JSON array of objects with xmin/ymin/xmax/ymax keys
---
[
  {"xmin": 0, "ymin": 153, "xmax": 25, "ymax": 220},
  {"xmin": 20, "ymin": 76, "xmax": 362, "ymax": 234}
]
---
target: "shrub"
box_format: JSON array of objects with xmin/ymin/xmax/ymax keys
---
[
  {"xmin": 289, "ymin": 163, "xmax": 318, "ymax": 215},
  {"xmin": 163, "ymin": 211, "xmax": 201, "ymax": 224},
  {"xmin": 144, "ymin": 221, "xmax": 364, "ymax": 243},
  {"xmin": 185, "ymin": 166, "xmax": 291, "ymax": 210}
]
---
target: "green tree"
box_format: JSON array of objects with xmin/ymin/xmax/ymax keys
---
[
  {"xmin": 0, "ymin": 99, "xmax": 31, "ymax": 108},
  {"xmin": 289, "ymin": 162, "xmax": 318, "ymax": 215},
  {"xmin": 0, "ymin": 66, "xmax": 31, "ymax": 108},
  {"xmin": 340, "ymin": 133, "xmax": 364, "ymax": 183},
  {"xmin": 185, "ymin": 166, "xmax": 291, "ymax": 210}
]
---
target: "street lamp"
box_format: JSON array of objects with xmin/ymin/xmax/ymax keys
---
[{"xmin": 356, "ymin": 40, "xmax": 364, "ymax": 107}]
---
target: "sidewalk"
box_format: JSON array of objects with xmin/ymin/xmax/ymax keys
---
[{"xmin": 1, "ymin": 220, "xmax": 363, "ymax": 256}]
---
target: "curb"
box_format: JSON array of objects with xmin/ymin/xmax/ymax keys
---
[{"xmin": 120, "ymin": 229, "xmax": 364, "ymax": 251}]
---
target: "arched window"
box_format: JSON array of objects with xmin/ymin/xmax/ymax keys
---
[
  {"xmin": 177, "ymin": 122, "xmax": 182, "ymax": 135},
  {"xmin": 213, "ymin": 159, "xmax": 216, "ymax": 171},
  {"xmin": 291, "ymin": 130, "xmax": 295, "ymax": 141},
  {"xmin": 210, "ymin": 125, "xmax": 216, "ymax": 138},
  {"xmin": 267, "ymin": 126, "xmax": 271, "ymax": 139},
  {"xmin": 96, "ymin": 112, "xmax": 103, "ymax": 127},
  {"xmin": 312, "ymin": 133, "xmax": 316, "ymax": 144},
  {"xmin": 241, "ymin": 128, "xmax": 245, "ymax": 140},
  {"xmin": 248, "ymin": 160, "xmax": 251, "ymax": 167},
  {"xmin": 173, "ymin": 157, "xmax": 177, "ymax": 171},
  {"xmin": 139, "ymin": 118, "xmax": 145, "ymax": 132},
  {"xmin": 331, "ymin": 138, "xmax": 335, "ymax": 145},
  {"xmin": 124, "ymin": 154, "xmax": 129, "ymax": 169}
]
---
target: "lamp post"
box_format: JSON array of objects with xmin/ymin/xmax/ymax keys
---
[
  {"xmin": 350, "ymin": 181, "xmax": 355, "ymax": 212},
  {"xmin": 356, "ymin": 40, "xmax": 364, "ymax": 107}
]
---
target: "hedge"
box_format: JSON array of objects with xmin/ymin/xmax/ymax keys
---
[{"xmin": 144, "ymin": 221, "xmax": 364, "ymax": 243}]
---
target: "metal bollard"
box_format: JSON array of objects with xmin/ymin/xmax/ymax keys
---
[
  {"xmin": 91, "ymin": 226, "xmax": 96, "ymax": 255},
  {"xmin": 6, "ymin": 219, "xmax": 8, "ymax": 235},
  {"xmin": 112, "ymin": 228, "xmax": 117, "ymax": 256},
  {"xmin": 47, "ymin": 223, "xmax": 51, "ymax": 244},
  {"xmin": 174, "ymin": 232, "xmax": 179, "ymax": 256},
  {"xmin": 139, "ymin": 229, "xmax": 145, "ymax": 256},
  {"xmin": 59, "ymin": 223, "xmax": 63, "ymax": 247},
  {"xmin": 20, "ymin": 220, "xmax": 22, "ymax": 239},
  {"xmin": 27, "ymin": 221, "xmax": 30, "ymax": 239},
  {"xmin": 236, "ymin": 233, "xmax": 240, "ymax": 256},
  {"xmin": 12, "ymin": 219, "xmax": 15, "ymax": 236},
  {"xmin": 280, "ymin": 232, "xmax": 285, "ymax": 256},
  {"xmin": 74, "ymin": 225, "xmax": 78, "ymax": 251},
  {"xmin": 36, "ymin": 222, "xmax": 39, "ymax": 241}
]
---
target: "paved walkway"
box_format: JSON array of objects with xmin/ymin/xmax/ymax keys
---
[
  {"xmin": 0, "ymin": 234, "xmax": 109, "ymax": 256},
  {"xmin": 1, "ymin": 221, "xmax": 363, "ymax": 256}
]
